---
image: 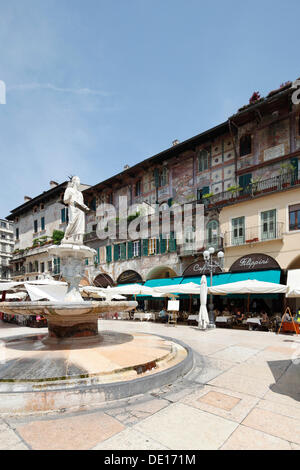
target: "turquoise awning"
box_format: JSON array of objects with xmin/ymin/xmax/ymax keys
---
[
  {"xmin": 143, "ymin": 277, "xmax": 183, "ymax": 288},
  {"xmin": 181, "ymin": 270, "xmax": 281, "ymax": 287}
]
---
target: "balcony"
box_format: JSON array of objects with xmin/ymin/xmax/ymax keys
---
[
  {"xmin": 224, "ymin": 222, "xmax": 284, "ymax": 248},
  {"xmin": 178, "ymin": 237, "xmax": 223, "ymax": 257},
  {"xmin": 202, "ymin": 172, "xmax": 300, "ymax": 209}
]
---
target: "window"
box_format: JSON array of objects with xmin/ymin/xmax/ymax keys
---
[
  {"xmin": 240, "ymin": 135, "xmax": 252, "ymax": 157},
  {"xmin": 160, "ymin": 168, "xmax": 168, "ymax": 187},
  {"xmin": 16, "ymin": 228, "xmax": 19, "ymax": 240},
  {"xmin": 133, "ymin": 240, "xmax": 140, "ymax": 257},
  {"xmin": 53, "ymin": 258, "xmax": 60, "ymax": 275},
  {"xmin": 289, "ymin": 204, "xmax": 300, "ymax": 231},
  {"xmin": 1, "ymin": 221, "xmax": 6, "ymax": 229},
  {"xmin": 207, "ymin": 220, "xmax": 219, "ymax": 248},
  {"xmin": 41, "ymin": 262, "xmax": 45, "ymax": 273},
  {"xmin": 34, "ymin": 261, "xmax": 39, "ymax": 272},
  {"xmin": 231, "ymin": 217, "xmax": 245, "ymax": 245},
  {"xmin": 198, "ymin": 149, "xmax": 209, "ymax": 172},
  {"xmin": 48, "ymin": 260, "xmax": 52, "ymax": 272},
  {"xmin": 261, "ymin": 210, "xmax": 276, "ymax": 240},
  {"xmin": 148, "ymin": 238, "xmax": 157, "ymax": 255},
  {"xmin": 34, "ymin": 220, "xmax": 38, "ymax": 233},
  {"xmin": 61, "ymin": 208, "xmax": 66, "ymax": 223},
  {"xmin": 41, "ymin": 217, "xmax": 45, "ymax": 231},
  {"xmin": 114, "ymin": 244, "xmax": 121, "ymax": 261},
  {"xmin": 135, "ymin": 180, "xmax": 142, "ymax": 196}
]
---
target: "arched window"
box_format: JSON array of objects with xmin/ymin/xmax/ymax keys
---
[
  {"xmin": 206, "ymin": 220, "xmax": 219, "ymax": 248},
  {"xmin": 198, "ymin": 149, "xmax": 209, "ymax": 172}
]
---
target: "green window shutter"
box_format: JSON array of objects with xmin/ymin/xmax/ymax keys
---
[
  {"xmin": 142, "ymin": 239, "xmax": 148, "ymax": 256},
  {"xmin": 41, "ymin": 217, "xmax": 45, "ymax": 231},
  {"xmin": 160, "ymin": 234, "xmax": 166, "ymax": 254},
  {"xmin": 61, "ymin": 209, "xmax": 66, "ymax": 223},
  {"xmin": 156, "ymin": 237, "xmax": 160, "ymax": 254},
  {"xmin": 291, "ymin": 158, "xmax": 299, "ymax": 184},
  {"xmin": 114, "ymin": 245, "xmax": 120, "ymax": 261},
  {"xmin": 169, "ymin": 232, "xmax": 177, "ymax": 252},
  {"xmin": 127, "ymin": 241, "xmax": 133, "ymax": 259},
  {"xmin": 85, "ymin": 258, "xmax": 89, "ymax": 266},
  {"xmin": 106, "ymin": 245, "xmax": 112, "ymax": 263},
  {"xmin": 121, "ymin": 243, "xmax": 126, "ymax": 260},
  {"xmin": 95, "ymin": 248, "xmax": 100, "ymax": 264}
]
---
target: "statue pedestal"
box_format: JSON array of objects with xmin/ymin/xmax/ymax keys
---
[{"xmin": 48, "ymin": 244, "xmax": 96, "ymax": 302}]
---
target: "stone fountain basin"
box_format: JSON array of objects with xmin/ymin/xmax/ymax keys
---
[{"xmin": 0, "ymin": 300, "xmax": 137, "ymax": 318}]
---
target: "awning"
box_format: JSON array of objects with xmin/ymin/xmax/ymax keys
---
[
  {"xmin": 143, "ymin": 277, "xmax": 183, "ymax": 288},
  {"xmin": 209, "ymin": 279, "xmax": 287, "ymax": 295},
  {"xmin": 286, "ymin": 269, "xmax": 300, "ymax": 297},
  {"xmin": 181, "ymin": 270, "xmax": 281, "ymax": 287}
]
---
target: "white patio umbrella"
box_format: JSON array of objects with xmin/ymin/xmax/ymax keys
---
[
  {"xmin": 198, "ymin": 275, "xmax": 209, "ymax": 330},
  {"xmin": 208, "ymin": 279, "xmax": 287, "ymax": 295},
  {"xmin": 80, "ymin": 286, "xmax": 126, "ymax": 300},
  {"xmin": 104, "ymin": 284, "xmax": 155, "ymax": 297},
  {"xmin": 153, "ymin": 282, "xmax": 201, "ymax": 295}
]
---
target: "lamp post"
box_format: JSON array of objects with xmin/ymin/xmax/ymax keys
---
[{"xmin": 202, "ymin": 247, "xmax": 224, "ymax": 328}]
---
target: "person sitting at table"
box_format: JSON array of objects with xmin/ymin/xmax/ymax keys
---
[
  {"xmin": 260, "ymin": 310, "xmax": 269, "ymax": 323},
  {"xmin": 213, "ymin": 308, "xmax": 221, "ymax": 319},
  {"xmin": 235, "ymin": 310, "xmax": 244, "ymax": 322},
  {"xmin": 159, "ymin": 308, "xmax": 168, "ymax": 323},
  {"xmin": 222, "ymin": 307, "xmax": 231, "ymax": 316}
]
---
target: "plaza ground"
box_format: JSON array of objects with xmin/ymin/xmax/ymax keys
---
[{"xmin": 0, "ymin": 319, "xmax": 300, "ymax": 450}]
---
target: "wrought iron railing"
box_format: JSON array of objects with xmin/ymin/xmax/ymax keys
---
[
  {"xmin": 224, "ymin": 222, "xmax": 284, "ymax": 247},
  {"xmin": 202, "ymin": 172, "xmax": 300, "ymax": 208}
]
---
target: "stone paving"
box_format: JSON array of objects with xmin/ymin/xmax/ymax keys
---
[{"xmin": 0, "ymin": 319, "xmax": 300, "ymax": 450}]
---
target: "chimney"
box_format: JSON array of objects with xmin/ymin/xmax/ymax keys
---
[
  {"xmin": 124, "ymin": 165, "xmax": 130, "ymax": 170},
  {"xmin": 172, "ymin": 139, "xmax": 180, "ymax": 146},
  {"xmin": 24, "ymin": 196, "xmax": 32, "ymax": 202},
  {"xmin": 50, "ymin": 180, "xmax": 59, "ymax": 188}
]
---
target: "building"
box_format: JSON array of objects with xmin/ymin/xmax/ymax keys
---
[
  {"xmin": 83, "ymin": 80, "xmax": 300, "ymax": 311},
  {"xmin": 0, "ymin": 219, "xmax": 14, "ymax": 281},
  {"xmin": 7, "ymin": 180, "xmax": 90, "ymax": 281}
]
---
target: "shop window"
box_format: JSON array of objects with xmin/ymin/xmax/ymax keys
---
[
  {"xmin": 198, "ymin": 149, "xmax": 209, "ymax": 172},
  {"xmin": 240, "ymin": 135, "xmax": 252, "ymax": 157},
  {"xmin": 289, "ymin": 204, "xmax": 300, "ymax": 231}
]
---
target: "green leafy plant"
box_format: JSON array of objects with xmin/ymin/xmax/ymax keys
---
[
  {"xmin": 52, "ymin": 230, "xmax": 65, "ymax": 245},
  {"xmin": 226, "ymin": 185, "xmax": 243, "ymax": 194},
  {"xmin": 202, "ymin": 192, "xmax": 214, "ymax": 199}
]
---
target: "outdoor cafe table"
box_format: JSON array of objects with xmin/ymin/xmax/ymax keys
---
[
  {"xmin": 215, "ymin": 316, "xmax": 234, "ymax": 323},
  {"xmin": 134, "ymin": 312, "xmax": 155, "ymax": 321},
  {"xmin": 246, "ymin": 317, "xmax": 261, "ymax": 325}
]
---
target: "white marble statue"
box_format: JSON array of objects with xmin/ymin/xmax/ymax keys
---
[{"xmin": 62, "ymin": 176, "xmax": 90, "ymax": 245}]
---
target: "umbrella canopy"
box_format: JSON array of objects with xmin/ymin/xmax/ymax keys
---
[
  {"xmin": 153, "ymin": 282, "xmax": 201, "ymax": 295},
  {"xmin": 199, "ymin": 275, "xmax": 209, "ymax": 329},
  {"xmin": 286, "ymin": 269, "xmax": 300, "ymax": 297},
  {"xmin": 5, "ymin": 292, "xmax": 28, "ymax": 301},
  {"xmin": 104, "ymin": 284, "xmax": 155, "ymax": 296},
  {"xmin": 80, "ymin": 286, "xmax": 126, "ymax": 300},
  {"xmin": 209, "ymin": 279, "xmax": 287, "ymax": 295}
]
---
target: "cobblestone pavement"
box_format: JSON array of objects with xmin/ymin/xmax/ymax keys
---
[{"xmin": 1, "ymin": 320, "xmax": 300, "ymax": 450}]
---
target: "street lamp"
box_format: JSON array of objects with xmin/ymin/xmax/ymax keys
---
[{"xmin": 202, "ymin": 247, "xmax": 224, "ymax": 328}]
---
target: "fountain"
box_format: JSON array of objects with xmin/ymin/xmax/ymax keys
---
[
  {"xmin": 1, "ymin": 176, "xmax": 137, "ymax": 345},
  {"xmin": 0, "ymin": 177, "xmax": 192, "ymax": 415}
]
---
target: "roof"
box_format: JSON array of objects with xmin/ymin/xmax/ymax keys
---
[{"xmin": 84, "ymin": 120, "xmax": 229, "ymax": 195}]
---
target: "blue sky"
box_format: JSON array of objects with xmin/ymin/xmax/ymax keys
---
[{"xmin": 1, "ymin": 0, "xmax": 300, "ymax": 217}]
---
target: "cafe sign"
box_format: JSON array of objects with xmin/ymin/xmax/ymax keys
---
[
  {"xmin": 229, "ymin": 253, "xmax": 280, "ymax": 273},
  {"xmin": 117, "ymin": 270, "xmax": 143, "ymax": 284},
  {"xmin": 183, "ymin": 260, "xmax": 222, "ymax": 277}
]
